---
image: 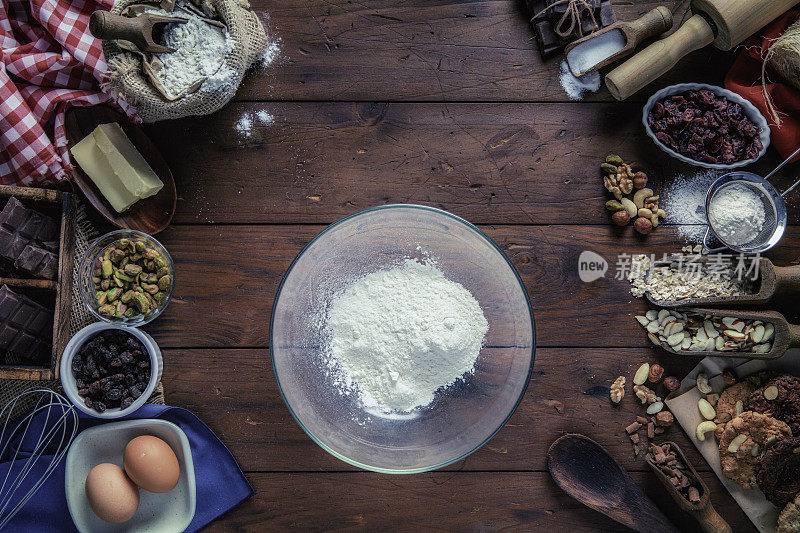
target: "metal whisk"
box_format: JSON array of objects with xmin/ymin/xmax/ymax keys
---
[{"xmin": 0, "ymin": 389, "xmax": 77, "ymax": 528}]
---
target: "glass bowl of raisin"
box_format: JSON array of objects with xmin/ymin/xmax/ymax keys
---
[
  {"xmin": 60, "ymin": 323, "xmax": 163, "ymax": 419},
  {"xmin": 79, "ymin": 230, "xmax": 175, "ymax": 327},
  {"xmin": 643, "ymin": 83, "xmax": 770, "ymax": 170}
]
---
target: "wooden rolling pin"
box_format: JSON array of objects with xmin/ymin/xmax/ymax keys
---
[{"xmin": 606, "ymin": 0, "xmax": 798, "ymax": 100}]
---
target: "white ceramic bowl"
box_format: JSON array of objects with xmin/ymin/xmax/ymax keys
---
[
  {"xmin": 65, "ymin": 418, "xmax": 196, "ymax": 533},
  {"xmin": 642, "ymin": 83, "xmax": 770, "ymax": 170},
  {"xmin": 60, "ymin": 322, "xmax": 163, "ymax": 419}
]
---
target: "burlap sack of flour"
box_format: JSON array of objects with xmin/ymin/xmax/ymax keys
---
[{"xmin": 101, "ymin": 0, "xmax": 267, "ymax": 123}]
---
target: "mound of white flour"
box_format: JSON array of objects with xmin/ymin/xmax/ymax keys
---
[{"xmin": 325, "ymin": 259, "xmax": 489, "ymax": 413}]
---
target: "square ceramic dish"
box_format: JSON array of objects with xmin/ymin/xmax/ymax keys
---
[
  {"xmin": 642, "ymin": 83, "xmax": 770, "ymax": 170},
  {"xmin": 65, "ymin": 418, "xmax": 195, "ymax": 533}
]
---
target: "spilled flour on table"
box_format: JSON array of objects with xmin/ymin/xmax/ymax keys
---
[
  {"xmin": 323, "ymin": 259, "xmax": 488, "ymax": 413},
  {"xmin": 661, "ymin": 170, "xmax": 722, "ymax": 243},
  {"xmin": 235, "ymin": 108, "xmax": 275, "ymax": 138}
]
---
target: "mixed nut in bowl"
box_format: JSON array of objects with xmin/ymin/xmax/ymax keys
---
[
  {"xmin": 60, "ymin": 322, "xmax": 163, "ymax": 419},
  {"xmin": 79, "ymin": 230, "xmax": 174, "ymax": 326}
]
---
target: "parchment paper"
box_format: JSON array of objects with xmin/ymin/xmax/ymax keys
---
[{"xmin": 665, "ymin": 349, "xmax": 800, "ymax": 532}]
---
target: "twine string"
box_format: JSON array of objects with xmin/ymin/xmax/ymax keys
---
[{"xmin": 530, "ymin": 0, "xmax": 599, "ymax": 38}]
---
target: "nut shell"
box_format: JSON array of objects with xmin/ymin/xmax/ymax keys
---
[
  {"xmin": 611, "ymin": 210, "xmax": 630, "ymax": 226},
  {"xmin": 634, "ymin": 217, "xmax": 653, "ymax": 235},
  {"xmin": 663, "ymin": 376, "xmax": 680, "ymax": 392},
  {"xmin": 647, "ymin": 364, "xmax": 664, "ymax": 383}
]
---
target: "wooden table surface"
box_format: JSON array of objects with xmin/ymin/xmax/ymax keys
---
[{"xmin": 136, "ymin": 1, "xmax": 800, "ymax": 530}]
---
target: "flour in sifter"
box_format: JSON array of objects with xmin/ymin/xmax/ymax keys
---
[
  {"xmin": 708, "ymin": 182, "xmax": 767, "ymax": 247},
  {"xmin": 324, "ymin": 259, "xmax": 489, "ymax": 413}
]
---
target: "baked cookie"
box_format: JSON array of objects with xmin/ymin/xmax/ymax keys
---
[
  {"xmin": 718, "ymin": 411, "xmax": 791, "ymax": 489},
  {"xmin": 747, "ymin": 375, "xmax": 800, "ymax": 434},
  {"xmin": 714, "ymin": 381, "xmax": 755, "ymax": 440},
  {"xmin": 755, "ymin": 436, "xmax": 800, "ymax": 507},
  {"xmin": 778, "ymin": 493, "xmax": 800, "ymax": 533}
]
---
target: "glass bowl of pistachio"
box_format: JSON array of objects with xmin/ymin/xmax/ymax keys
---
[{"xmin": 79, "ymin": 230, "xmax": 174, "ymax": 326}]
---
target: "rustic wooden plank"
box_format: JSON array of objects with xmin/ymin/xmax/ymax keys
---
[
  {"xmin": 146, "ymin": 224, "xmax": 800, "ymax": 349},
  {"xmin": 241, "ymin": 0, "xmax": 732, "ymax": 102},
  {"xmin": 203, "ymin": 471, "xmax": 754, "ymax": 532},
  {"xmin": 145, "ymin": 102, "xmax": 794, "ymax": 226},
  {"xmin": 162, "ymin": 347, "xmax": 737, "ymax": 474}
]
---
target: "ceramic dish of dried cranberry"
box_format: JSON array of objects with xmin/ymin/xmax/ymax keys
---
[
  {"xmin": 60, "ymin": 322, "xmax": 162, "ymax": 419},
  {"xmin": 643, "ymin": 83, "xmax": 770, "ymax": 170}
]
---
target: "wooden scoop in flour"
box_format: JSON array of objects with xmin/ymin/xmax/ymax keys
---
[
  {"xmin": 89, "ymin": 11, "xmax": 187, "ymax": 53},
  {"xmin": 605, "ymin": 0, "xmax": 799, "ymax": 100},
  {"xmin": 565, "ymin": 7, "xmax": 673, "ymax": 77},
  {"xmin": 645, "ymin": 257, "xmax": 800, "ymax": 308},
  {"xmin": 645, "ymin": 441, "xmax": 731, "ymax": 533},
  {"xmin": 658, "ymin": 308, "xmax": 800, "ymax": 360}
]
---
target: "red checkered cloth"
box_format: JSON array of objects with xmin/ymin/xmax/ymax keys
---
[{"xmin": 0, "ymin": 0, "xmax": 137, "ymax": 186}]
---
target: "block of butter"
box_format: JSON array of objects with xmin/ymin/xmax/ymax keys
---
[{"xmin": 70, "ymin": 123, "xmax": 163, "ymax": 213}]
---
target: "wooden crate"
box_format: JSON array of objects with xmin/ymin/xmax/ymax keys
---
[{"xmin": 0, "ymin": 186, "xmax": 75, "ymax": 380}]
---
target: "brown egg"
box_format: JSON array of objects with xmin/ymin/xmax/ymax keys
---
[
  {"xmin": 85, "ymin": 463, "xmax": 139, "ymax": 523},
  {"xmin": 123, "ymin": 435, "xmax": 180, "ymax": 493}
]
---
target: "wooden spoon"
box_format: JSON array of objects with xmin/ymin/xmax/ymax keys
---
[
  {"xmin": 547, "ymin": 434, "xmax": 679, "ymax": 532},
  {"xmin": 646, "ymin": 441, "xmax": 731, "ymax": 533},
  {"xmin": 89, "ymin": 11, "xmax": 187, "ymax": 54},
  {"xmin": 64, "ymin": 105, "xmax": 176, "ymax": 235},
  {"xmin": 646, "ymin": 257, "xmax": 800, "ymax": 308},
  {"xmin": 565, "ymin": 7, "xmax": 673, "ymax": 77},
  {"xmin": 657, "ymin": 308, "xmax": 800, "ymax": 360}
]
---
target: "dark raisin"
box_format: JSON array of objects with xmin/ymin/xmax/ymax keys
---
[
  {"xmin": 94, "ymin": 401, "xmax": 106, "ymax": 413},
  {"xmin": 130, "ymin": 387, "xmax": 142, "ymax": 399},
  {"xmin": 121, "ymin": 397, "xmax": 135, "ymax": 409}
]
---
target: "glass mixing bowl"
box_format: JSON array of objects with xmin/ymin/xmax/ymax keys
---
[{"xmin": 271, "ymin": 205, "xmax": 535, "ymax": 473}]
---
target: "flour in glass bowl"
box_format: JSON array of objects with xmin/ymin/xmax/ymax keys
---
[
  {"xmin": 324, "ymin": 259, "xmax": 489, "ymax": 413},
  {"xmin": 708, "ymin": 182, "xmax": 767, "ymax": 247}
]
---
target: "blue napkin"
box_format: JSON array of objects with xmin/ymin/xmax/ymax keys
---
[{"xmin": 0, "ymin": 404, "xmax": 254, "ymax": 532}]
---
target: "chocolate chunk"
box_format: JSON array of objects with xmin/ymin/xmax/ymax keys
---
[
  {"xmin": 0, "ymin": 285, "xmax": 52, "ymax": 365},
  {"xmin": 15, "ymin": 245, "xmax": 57, "ymax": 280},
  {"xmin": 0, "ymin": 198, "xmax": 59, "ymax": 279}
]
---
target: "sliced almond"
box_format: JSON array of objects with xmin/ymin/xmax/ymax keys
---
[
  {"xmin": 750, "ymin": 324, "xmax": 766, "ymax": 344},
  {"xmin": 667, "ymin": 332, "xmax": 685, "ymax": 347},
  {"xmin": 646, "ymin": 310, "xmax": 658, "ymax": 321},
  {"xmin": 727, "ymin": 434, "xmax": 747, "ymax": 453},
  {"xmin": 698, "ymin": 398, "xmax": 716, "ymax": 420},
  {"xmin": 704, "ymin": 321, "xmax": 720, "ymax": 338},
  {"xmin": 723, "ymin": 330, "xmax": 747, "ymax": 341},
  {"xmin": 729, "ymin": 320, "xmax": 745, "ymax": 333},
  {"xmin": 646, "ymin": 321, "xmax": 660, "ymax": 333},
  {"xmin": 752, "ymin": 343, "xmax": 772, "ymax": 354},
  {"xmin": 763, "ymin": 385, "xmax": 779, "ymax": 401},
  {"xmin": 721, "ymin": 317, "xmax": 737, "ymax": 328},
  {"xmin": 657, "ymin": 309, "xmax": 671, "ymax": 322},
  {"xmin": 633, "ymin": 363, "xmax": 650, "ymax": 385},
  {"xmin": 681, "ymin": 337, "xmax": 691, "ymax": 350},
  {"xmin": 648, "ymin": 332, "xmax": 662, "ymax": 346},
  {"xmin": 764, "ymin": 323, "xmax": 775, "ymax": 342},
  {"xmin": 715, "ymin": 336, "xmax": 725, "ymax": 351},
  {"xmin": 635, "ymin": 315, "xmax": 649, "ymax": 327}
]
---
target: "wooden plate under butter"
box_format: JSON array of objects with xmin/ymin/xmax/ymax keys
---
[{"xmin": 65, "ymin": 106, "xmax": 176, "ymax": 235}]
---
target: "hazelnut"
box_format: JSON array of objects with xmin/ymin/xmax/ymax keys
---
[
  {"xmin": 663, "ymin": 376, "xmax": 680, "ymax": 392},
  {"xmin": 633, "ymin": 171, "xmax": 648, "ymax": 189},
  {"xmin": 647, "ymin": 364, "xmax": 664, "ymax": 383},
  {"xmin": 722, "ymin": 370, "xmax": 737, "ymax": 386},
  {"xmin": 633, "ymin": 216, "xmax": 653, "ymax": 235},
  {"xmin": 611, "ymin": 210, "xmax": 630, "ymax": 226},
  {"xmin": 655, "ymin": 410, "xmax": 674, "ymax": 427}
]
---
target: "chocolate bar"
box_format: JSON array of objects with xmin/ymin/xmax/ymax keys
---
[
  {"xmin": 0, "ymin": 197, "xmax": 59, "ymax": 279},
  {"xmin": 526, "ymin": 0, "xmax": 615, "ymax": 58},
  {"xmin": 0, "ymin": 285, "xmax": 52, "ymax": 365}
]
